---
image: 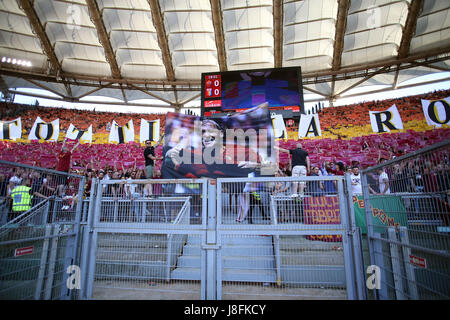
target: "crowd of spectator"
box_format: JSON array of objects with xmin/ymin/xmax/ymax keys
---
[{"xmin": 1, "ymin": 89, "xmax": 449, "ymax": 225}]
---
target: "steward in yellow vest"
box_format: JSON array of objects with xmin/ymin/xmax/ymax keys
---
[{"xmin": 9, "ymin": 179, "xmax": 33, "ymax": 220}]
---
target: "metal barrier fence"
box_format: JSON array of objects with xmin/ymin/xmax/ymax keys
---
[
  {"xmin": 215, "ymin": 176, "xmax": 363, "ymax": 300},
  {"xmin": 361, "ymin": 140, "xmax": 450, "ymax": 300},
  {"xmin": 0, "ymin": 159, "xmax": 367, "ymax": 300},
  {"xmin": 0, "ymin": 160, "xmax": 85, "ymax": 300},
  {"xmin": 81, "ymin": 175, "xmax": 365, "ymax": 300},
  {"xmin": 80, "ymin": 178, "xmax": 208, "ymax": 300}
]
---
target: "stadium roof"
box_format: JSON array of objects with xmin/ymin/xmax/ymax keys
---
[{"xmin": 0, "ymin": 0, "xmax": 449, "ymax": 110}]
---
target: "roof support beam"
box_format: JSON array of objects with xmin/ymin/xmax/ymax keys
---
[
  {"xmin": 120, "ymin": 85, "xmax": 128, "ymax": 103},
  {"xmin": 9, "ymin": 88, "xmax": 176, "ymax": 108},
  {"xmin": 17, "ymin": 0, "xmax": 72, "ymax": 97},
  {"xmin": 85, "ymin": 0, "xmax": 121, "ymax": 79},
  {"xmin": 148, "ymin": 0, "xmax": 175, "ymax": 81},
  {"xmin": 17, "ymin": 0, "xmax": 61, "ymax": 75},
  {"xmin": 392, "ymin": 68, "xmax": 400, "ymax": 89},
  {"xmin": 331, "ymin": 0, "xmax": 350, "ymax": 102},
  {"xmin": 210, "ymin": 0, "xmax": 227, "ymax": 71},
  {"xmin": 76, "ymin": 82, "xmax": 114, "ymax": 99},
  {"xmin": 332, "ymin": 0, "xmax": 350, "ymax": 71},
  {"xmin": 0, "ymin": 75, "xmax": 11, "ymax": 101},
  {"xmin": 129, "ymin": 84, "xmax": 174, "ymax": 105},
  {"xmin": 180, "ymin": 93, "xmax": 201, "ymax": 105},
  {"xmin": 398, "ymin": 0, "xmax": 423, "ymax": 59},
  {"xmin": 273, "ymin": 0, "xmax": 283, "ymax": 68},
  {"xmin": 304, "ymin": 45, "xmax": 450, "ymax": 78},
  {"xmin": 25, "ymin": 78, "xmax": 67, "ymax": 98},
  {"xmin": 335, "ymin": 66, "xmax": 390, "ymax": 97},
  {"xmin": 303, "ymin": 86, "xmax": 330, "ymax": 97},
  {"xmin": 410, "ymin": 61, "xmax": 450, "ymax": 72},
  {"xmin": 1, "ymin": 46, "xmax": 449, "ymax": 95}
]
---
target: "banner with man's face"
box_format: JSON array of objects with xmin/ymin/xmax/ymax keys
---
[{"xmin": 161, "ymin": 103, "xmax": 277, "ymax": 179}]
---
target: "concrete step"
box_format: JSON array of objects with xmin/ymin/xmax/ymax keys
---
[
  {"xmin": 171, "ymin": 234, "xmax": 346, "ymax": 285},
  {"xmin": 223, "ymin": 268, "xmax": 277, "ymax": 282},
  {"xmin": 278, "ymin": 235, "xmax": 343, "ymax": 251},
  {"xmin": 176, "ymin": 255, "xmax": 275, "ymax": 269},
  {"xmin": 280, "ymin": 252, "xmax": 344, "ymax": 265},
  {"xmin": 182, "ymin": 244, "xmax": 274, "ymax": 256},
  {"xmin": 187, "ymin": 235, "xmax": 273, "ymax": 246},
  {"xmin": 170, "ymin": 267, "xmax": 277, "ymax": 283},
  {"xmin": 97, "ymin": 233, "xmax": 169, "ymax": 249},
  {"xmin": 171, "ymin": 235, "xmax": 277, "ymax": 282},
  {"xmin": 95, "ymin": 260, "xmax": 167, "ymax": 280},
  {"xmin": 96, "ymin": 247, "xmax": 167, "ymax": 262}
]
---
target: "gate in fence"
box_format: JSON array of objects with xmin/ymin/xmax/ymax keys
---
[
  {"xmin": 0, "ymin": 160, "xmax": 85, "ymax": 300},
  {"xmin": 360, "ymin": 140, "xmax": 450, "ymax": 300},
  {"xmin": 79, "ymin": 174, "xmax": 365, "ymax": 300}
]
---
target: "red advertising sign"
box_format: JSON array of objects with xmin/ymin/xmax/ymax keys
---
[
  {"xmin": 14, "ymin": 246, "xmax": 34, "ymax": 257},
  {"xmin": 409, "ymin": 254, "xmax": 427, "ymax": 269},
  {"xmin": 205, "ymin": 100, "xmax": 222, "ymax": 108}
]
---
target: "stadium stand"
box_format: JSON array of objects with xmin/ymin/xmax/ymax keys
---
[{"xmin": 1, "ymin": 89, "xmax": 449, "ymax": 174}]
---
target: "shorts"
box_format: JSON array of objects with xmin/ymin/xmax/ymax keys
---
[
  {"xmin": 145, "ymin": 165, "xmax": 154, "ymax": 179},
  {"xmin": 292, "ymin": 165, "xmax": 307, "ymax": 177}
]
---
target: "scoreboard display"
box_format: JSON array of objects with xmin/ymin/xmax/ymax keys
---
[
  {"xmin": 201, "ymin": 67, "xmax": 304, "ymax": 117},
  {"xmin": 204, "ymin": 74, "xmax": 221, "ymax": 99}
]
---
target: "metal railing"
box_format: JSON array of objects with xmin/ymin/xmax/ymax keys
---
[
  {"xmin": 0, "ymin": 160, "xmax": 85, "ymax": 300},
  {"xmin": 214, "ymin": 176, "xmax": 362, "ymax": 300},
  {"xmin": 1, "ymin": 160, "xmax": 368, "ymax": 300},
  {"xmin": 82, "ymin": 178, "xmax": 208, "ymax": 300},
  {"xmin": 361, "ymin": 140, "xmax": 450, "ymax": 299},
  {"xmin": 166, "ymin": 196, "xmax": 191, "ymax": 281}
]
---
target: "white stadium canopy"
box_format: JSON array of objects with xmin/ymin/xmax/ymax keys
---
[{"xmin": 0, "ymin": 0, "xmax": 449, "ymax": 111}]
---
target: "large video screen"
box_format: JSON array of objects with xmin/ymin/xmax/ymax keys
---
[{"xmin": 201, "ymin": 67, "xmax": 304, "ymax": 116}]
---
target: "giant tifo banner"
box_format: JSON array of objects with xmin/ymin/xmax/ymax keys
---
[
  {"xmin": 161, "ymin": 103, "xmax": 277, "ymax": 179},
  {"xmin": 1, "ymin": 96, "xmax": 449, "ymax": 144}
]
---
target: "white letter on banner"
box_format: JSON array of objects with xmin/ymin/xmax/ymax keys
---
[
  {"xmin": 369, "ymin": 104, "xmax": 403, "ymax": 133},
  {"xmin": 421, "ymin": 97, "xmax": 450, "ymax": 128},
  {"xmin": 298, "ymin": 114, "xmax": 321, "ymax": 138}
]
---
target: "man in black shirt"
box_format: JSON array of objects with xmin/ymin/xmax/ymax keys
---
[
  {"xmin": 276, "ymin": 143, "xmax": 310, "ymax": 196},
  {"xmin": 143, "ymin": 140, "xmax": 162, "ymax": 179}
]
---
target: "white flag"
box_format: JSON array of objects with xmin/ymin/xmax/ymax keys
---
[
  {"xmin": 369, "ymin": 104, "xmax": 403, "ymax": 133},
  {"xmin": 140, "ymin": 119, "xmax": 160, "ymax": 143},
  {"xmin": 421, "ymin": 97, "xmax": 450, "ymax": 128},
  {"xmin": 271, "ymin": 114, "xmax": 288, "ymax": 140},
  {"xmin": 28, "ymin": 117, "xmax": 60, "ymax": 141},
  {"xmin": 298, "ymin": 114, "xmax": 321, "ymax": 138},
  {"xmin": 109, "ymin": 119, "xmax": 135, "ymax": 144},
  {"xmin": 0, "ymin": 117, "xmax": 21, "ymax": 140},
  {"xmin": 65, "ymin": 123, "xmax": 93, "ymax": 143}
]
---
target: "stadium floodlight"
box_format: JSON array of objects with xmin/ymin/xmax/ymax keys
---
[{"xmin": 1, "ymin": 56, "xmax": 32, "ymax": 67}]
